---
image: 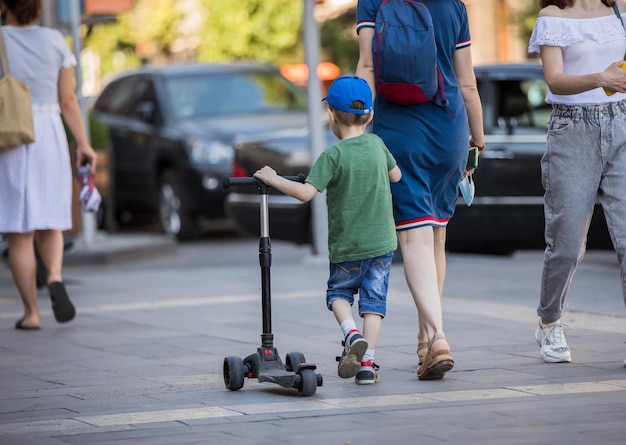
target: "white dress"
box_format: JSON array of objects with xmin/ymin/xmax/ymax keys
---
[{"xmin": 0, "ymin": 25, "xmax": 76, "ymax": 233}]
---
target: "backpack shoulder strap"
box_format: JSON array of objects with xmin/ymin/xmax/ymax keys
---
[{"xmin": 613, "ymin": 4, "xmax": 626, "ymax": 32}]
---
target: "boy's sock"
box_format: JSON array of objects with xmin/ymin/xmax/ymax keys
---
[
  {"xmin": 362, "ymin": 349, "xmax": 375, "ymax": 364},
  {"xmin": 340, "ymin": 319, "xmax": 358, "ymax": 337}
]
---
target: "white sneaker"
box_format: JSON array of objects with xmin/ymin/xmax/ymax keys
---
[{"xmin": 535, "ymin": 320, "xmax": 571, "ymax": 363}]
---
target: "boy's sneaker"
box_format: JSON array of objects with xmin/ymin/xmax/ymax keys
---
[
  {"xmin": 355, "ymin": 360, "xmax": 379, "ymax": 385},
  {"xmin": 336, "ymin": 331, "xmax": 368, "ymax": 378},
  {"xmin": 535, "ymin": 320, "xmax": 571, "ymax": 363}
]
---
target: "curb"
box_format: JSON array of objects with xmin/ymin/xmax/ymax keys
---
[{"xmin": 63, "ymin": 233, "xmax": 178, "ymax": 266}]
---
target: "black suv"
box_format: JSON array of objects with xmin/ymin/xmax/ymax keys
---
[
  {"xmin": 91, "ymin": 62, "xmax": 311, "ymax": 240},
  {"xmin": 225, "ymin": 63, "xmax": 612, "ymax": 254}
]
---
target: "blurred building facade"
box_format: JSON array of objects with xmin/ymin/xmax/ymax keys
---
[
  {"xmin": 42, "ymin": 0, "xmax": 134, "ymax": 29},
  {"xmin": 464, "ymin": 0, "xmax": 532, "ymax": 64}
]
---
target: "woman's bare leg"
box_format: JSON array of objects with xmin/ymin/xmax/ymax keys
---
[
  {"xmin": 399, "ymin": 227, "xmax": 449, "ymax": 353},
  {"xmin": 34, "ymin": 230, "xmax": 64, "ymax": 284},
  {"xmin": 417, "ymin": 226, "xmax": 448, "ymax": 359},
  {"xmin": 7, "ymin": 232, "xmax": 40, "ymax": 328}
]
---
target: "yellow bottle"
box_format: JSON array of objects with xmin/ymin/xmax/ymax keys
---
[{"xmin": 604, "ymin": 62, "xmax": 626, "ymax": 96}]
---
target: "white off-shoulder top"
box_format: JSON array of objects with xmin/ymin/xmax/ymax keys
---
[{"xmin": 528, "ymin": 13, "xmax": 626, "ymax": 105}]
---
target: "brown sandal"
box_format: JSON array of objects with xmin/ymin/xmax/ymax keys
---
[
  {"xmin": 417, "ymin": 341, "xmax": 428, "ymax": 366},
  {"xmin": 417, "ymin": 334, "xmax": 454, "ymax": 380}
]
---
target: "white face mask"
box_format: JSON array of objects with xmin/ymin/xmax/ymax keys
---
[{"xmin": 458, "ymin": 173, "xmax": 475, "ymax": 207}]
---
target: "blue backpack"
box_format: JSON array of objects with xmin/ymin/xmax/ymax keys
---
[{"xmin": 373, "ymin": 0, "xmax": 452, "ymax": 115}]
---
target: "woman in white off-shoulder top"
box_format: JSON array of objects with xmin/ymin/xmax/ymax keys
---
[
  {"xmin": 528, "ymin": 0, "xmax": 626, "ymax": 366},
  {"xmin": 0, "ymin": 0, "xmax": 97, "ymax": 330}
]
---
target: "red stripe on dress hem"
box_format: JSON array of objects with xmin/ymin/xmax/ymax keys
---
[{"xmin": 395, "ymin": 217, "xmax": 449, "ymax": 230}]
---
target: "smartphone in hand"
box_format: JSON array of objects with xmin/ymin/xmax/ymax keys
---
[{"xmin": 466, "ymin": 146, "xmax": 478, "ymax": 170}]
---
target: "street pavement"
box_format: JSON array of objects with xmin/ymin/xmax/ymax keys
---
[{"xmin": 1, "ymin": 232, "xmax": 625, "ymax": 445}]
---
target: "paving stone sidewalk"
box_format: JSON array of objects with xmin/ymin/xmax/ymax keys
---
[{"xmin": 1, "ymin": 236, "xmax": 625, "ymax": 445}]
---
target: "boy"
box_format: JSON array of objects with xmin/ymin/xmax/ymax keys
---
[{"xmin": 253, "ymin": 75, "xmax": 401, "ymax": 384}]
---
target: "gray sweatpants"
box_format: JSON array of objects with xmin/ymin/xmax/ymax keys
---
[{"xmin": 538, "ymin": 100, "xmax": 626, "ymax": 321}]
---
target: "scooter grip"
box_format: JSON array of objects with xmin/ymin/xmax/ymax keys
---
[
  {"xmin": 287, "ymin": 173, "xmax": 306, "ymax": 183},
  {"xmin": 221, "ymin": 176, "xmax": 253, "ymax": 188},
  {"xmin": 222, "ymin": 174, "xmax": 305, "ymax": 189}
]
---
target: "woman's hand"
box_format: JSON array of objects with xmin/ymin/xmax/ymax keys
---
[
  {"xmin": 602, "ymin": 61, "xmax": 626, "ymax": 94},
  {"xmin": 76, "ymin": 143, "xmax": 98, "ymax": 173}
]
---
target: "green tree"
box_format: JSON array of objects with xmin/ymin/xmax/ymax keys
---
[
  {"xmin": 197, "ymin": 0, "xmax": 303, "ymax": 65},
  {"xmin": 84, "ymin": 0, "xmax": 184, "ymax": 78},
  {"xmin": 118, "ymin": 0, "xmax": 183, "ymax": 61},
  {"xmin": 84, "ymin": 21, "xmax": 140, "ymax": 78},
  {"xmin": 85, "ymin": 0, "xmax": 349, "ymax": 79},
  {"xmin": 320, "ymin": 8, "xmax": 359, "ymax": 74}
]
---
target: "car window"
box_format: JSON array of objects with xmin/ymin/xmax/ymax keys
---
[
  {"xmin": 128, "ymin": 79, "xmax": 160, "ymax": 122},
  {"xmin": 482, "ymin": 77, "xmax": 549, "ymax": 136},
  {"xmin": 94, "ymin": 77, "xmax": 140, "ymax": 115},
  {"xmin": 163, "ymin": 71, "xmax": 307, "ymax": 119},
  {"xmin": 93, "ymin": 76, "xmax": 160, "ymax": 121}
]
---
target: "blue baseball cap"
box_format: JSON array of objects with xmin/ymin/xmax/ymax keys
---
[{"xmin": 323, "ymin": 75, "xmax": 373, "ymax": 115}]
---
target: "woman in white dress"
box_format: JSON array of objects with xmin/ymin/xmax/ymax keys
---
[
  {"xmin": 0, "ymin": 0, "xmax": 97, "ymax": 329},
  {"xmin": 529, "ymin": 0, "xmax": 626, "ymax": 364}
]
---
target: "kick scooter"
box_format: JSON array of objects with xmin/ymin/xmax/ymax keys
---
[{"xmin": 221, "ymin": 174, "xmax": 323, "ymax": 396}]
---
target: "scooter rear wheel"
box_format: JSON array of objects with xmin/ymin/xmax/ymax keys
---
[
  {"xmin": 285, "ymin": 352, "xmax": 306, "ymax": 372},
  {"xmin": 297, "ymin": 368, "xmax": 317, "ymax": 397}
]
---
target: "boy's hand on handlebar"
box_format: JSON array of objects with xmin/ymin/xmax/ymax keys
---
[{"xmin": 253, "ymin": 166, "xmax": 278, "ymax": 185}]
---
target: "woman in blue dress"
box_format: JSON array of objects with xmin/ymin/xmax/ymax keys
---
[{"xmin": 356, "ymin": 0, "xmax": 484, "ymax": 380}]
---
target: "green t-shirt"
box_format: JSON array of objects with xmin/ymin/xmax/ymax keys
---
[{"xmin": 306, "ymin": 133, "xmax": 398, "ymax": 263}]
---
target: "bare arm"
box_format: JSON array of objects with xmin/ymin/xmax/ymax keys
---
[
  {"xmin": 388, "ymin": 165, "xmax": 401, "ymax": 183},
  {"xmin": 453, "ymin": 46, "xmax": 484, "ymax": 149},
  {"xmin": 58, "ymin": 66, "xmax": 98, "ymax": 173},
  {"xmin": 355, "ymin": 27, "xmax": 376, "ymax": 100},
  {"xmin": 540, "ymin": 46, "xmax": 626, "ymax": 95},
  {"xmin": 253, "ymin": 166, "xmax": 318, "ymax": 202}
]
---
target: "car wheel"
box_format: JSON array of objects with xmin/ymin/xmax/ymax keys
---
[{"xmin": 158, "ymin": 170, "xmax": 199, "ymax": 240}]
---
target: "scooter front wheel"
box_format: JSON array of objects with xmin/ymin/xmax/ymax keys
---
[{"xmin": 223, "ymin": 356, "xmax": 246, "ymax": 391}]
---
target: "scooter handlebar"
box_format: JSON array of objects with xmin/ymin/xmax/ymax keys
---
[{"xmin": 222, "ymin": 173, "xmax": 305, "ymax": 189}]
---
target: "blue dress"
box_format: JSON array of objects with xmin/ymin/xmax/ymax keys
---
[{"xmin": 357, "ymin": 0, "xmax": 471, "ymax": 230}]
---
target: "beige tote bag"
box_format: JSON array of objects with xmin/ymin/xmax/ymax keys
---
[{"xmin": 0, "ymin": 28, "xmax": 34, "ymax": 151}]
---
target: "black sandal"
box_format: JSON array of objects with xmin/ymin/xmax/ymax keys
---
[
  {"xmin": 49, "ymin": 282, "xmax": 76, "ymax": 323},
  {"xmin": 15, "ymin": 318, "xmax": 40, "ymax": 330}
]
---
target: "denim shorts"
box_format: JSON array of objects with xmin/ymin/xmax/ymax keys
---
[{"xmin": 325, "ymin": 252, "xmax": 394, "ymax": 318}]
